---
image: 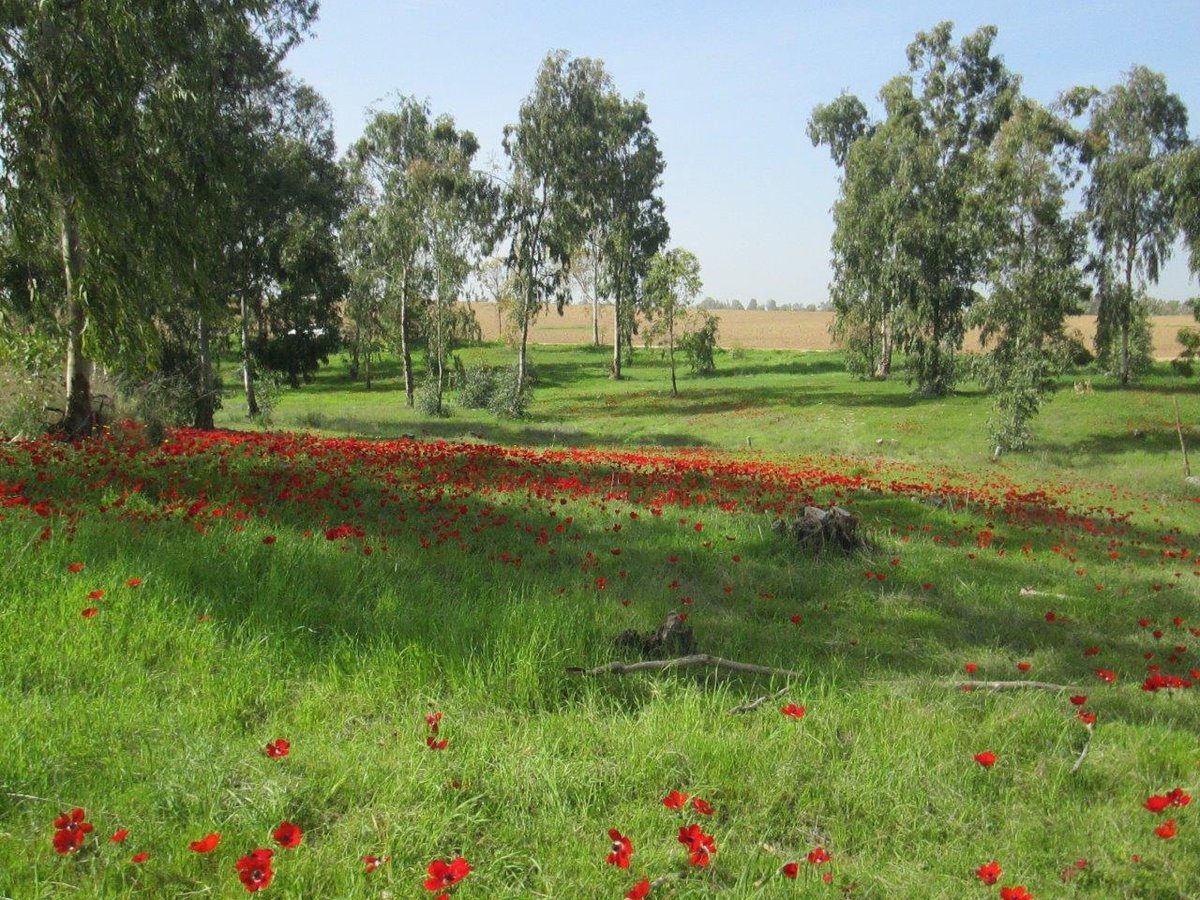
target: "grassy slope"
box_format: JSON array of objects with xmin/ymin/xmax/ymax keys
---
[{"xmin": 0, "ymin": 346, "xmax": 1196, "ymax": 898}]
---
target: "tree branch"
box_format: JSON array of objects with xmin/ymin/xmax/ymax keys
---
[
  {"xmin": 958, "ymin": 680, "xmax": 1075, "ymax": 692},
  {"xmin": 1070, "ymin": 725, "xmax": 1094, "ymax": 774},
  {"xmin": 728, "ymin": 685, "xmax": 792, "ymax": 715},
  {"xmin": 566, "ymin": 654, "xmax": 802, "ymax": 679}
]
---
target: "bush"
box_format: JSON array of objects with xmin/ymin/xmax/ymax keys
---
[
  {"xmin": 1172, "ymin": 327, "xmax": 1200, "ymax": 377},
  {"xmin": 1063, "ymin": 329, "xmax": 1094, "ymax": 368},
  {"xmin": 1095, "ymin": 297, "xmax": 1153, "ymax": 379},
  {"xmin": 488, "ymin": 366, "xmax": 531, "ymax": 419},
  {"xmin": 457, "ymin": 365, "xmax": 498, "ymax": 409},
  {"xmin": 679, "ymin": 310, "xmax": 719, "ymax": 375},
  {"xmin": 416, "ymin": 379, "xmax": 450, "ymax": 417}
]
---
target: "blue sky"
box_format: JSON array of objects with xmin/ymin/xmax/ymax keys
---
[{"xmin": 286, "ymin": 1, "xmax": 1200, "ymax": 304}]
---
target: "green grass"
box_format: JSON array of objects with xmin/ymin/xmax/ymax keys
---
[{"xmin": 0, "ymin": 345, "xmax": 1196, "ymax": 897}]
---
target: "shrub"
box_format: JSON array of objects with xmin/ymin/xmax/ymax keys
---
[
  {"xmin": 457, "ymin": 365, "xmax": 498, "ymax": 409},
  {"xmin": 488, "ymin": 365, "xmax": 531, "ymax": 419},
  {"xmin": 1172, "ymin": 327, "xmax": 1200, "ymax": 377},
  {"xmin": 679, "ymin": 310, "xmax": 719, "ymax": 375},
  {"xmin": 416, "ymin": 379, "xmax": 450, "ymax": 417}
]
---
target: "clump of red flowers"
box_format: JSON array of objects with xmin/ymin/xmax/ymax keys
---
[
  {"xmin": 677, "ymin": 823, "xmax": 716, "ymax": 866},
  {"xmin": 52, "ymin": 808, "xmax": 93, "ymax": 855},
  {"xmin": 425, "ymin": 711, "xmax": 448, "ymax": 750}
]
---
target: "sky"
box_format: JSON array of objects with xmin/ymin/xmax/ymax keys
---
[{"xmin": 285, "ymin": 0, "xmax": 1200, "ymax": 305}]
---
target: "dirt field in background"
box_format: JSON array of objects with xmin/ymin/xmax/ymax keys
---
[{"xmin": 470, "ymin": 303, "xmax": 1195, "ymax": 359}]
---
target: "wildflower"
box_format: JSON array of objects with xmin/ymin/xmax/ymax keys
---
[
  {"xmin": 272, "ymin": 821, "xmax": 302, "ymax": 849},
  {"xmin": 607, "ymin": 829, "xmax": 632, "ymax": 869},
  {"xmin": 424, "ymin": 856, "xmax": 471, "ymax": 891},
  {"xmin": 264, "ymin": 738, "xmax": 289, "ymax": 758},
  {"xmin": 677, "ymin": 824, "xmax": 715, "ymax": 866},
  {"xmin": 662, "ymin": 790, "xmax": 689, "ymax": 810},
  {"xmin": 976, "ymin": 860, "xmax": 1001, "ymax": 885},
  {"xmin": 235, "ymin": 848, "xmax": 274, "ymax": 892},
  {"xmin": 190, "ymin": 833, "xmax": 221, "ymax": 853},
  {"xmin": 780, "ymin": 703, "xmax": 806, "ymax": 719},
  {"xmin": 973, "ymin": 751, "xmax": 997, "ymax": 767}
]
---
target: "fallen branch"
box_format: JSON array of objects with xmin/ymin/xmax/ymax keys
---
[
  {"xmin": 1019, "ymin": 586, "xmax": 1074, "ymax": 600},
  {"xmin": 959, "ymin": 680, "xmax": 1074, "ymax": 692},
  {"xmin": 567, "ymin": 654, "xmax": 802, "ymax": 679},
  {"xmin": 728, "ymin": 685, "xmax": 791, "ymax": 715},
  {"xmin": 1070, "ymin": 725, "xmax": 1094, "ymax": 775}
]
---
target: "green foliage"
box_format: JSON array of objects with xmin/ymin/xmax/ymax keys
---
[
  {"xmin": 813, "ymin": 23, "xmax": 1019, "ymax": 395},
  {"xmin": 1082, "ymin": 66, "xmax": 1190, "ymax": 385},
  {"xmin": 1095, "ymin": 294, "xmax": 1154, "ymax": 380},
  {"xmin": 679, "ymin": 310, "xmax": 720, "ymax": 375},
  {"xmin": 488, "ymin": 365, "xmax": 532, "ymax": 418},
  {"xmin": 416, "ymin": 378, "xmax": 451, "ymax": 417},
  {"xmin": 457, "ymin": 365, "xmax": 500, "ymax": 409},
  {"xmin": 1171, "ymin": 326, "xmax": 1200, "ymax": 377}
]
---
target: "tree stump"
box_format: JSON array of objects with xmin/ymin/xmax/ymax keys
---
[
  {"xmin": 614, "ymin": 610, "xmax": 695, "ymax": 658},
  {"xmin": 771, "ymin": 505, "xmax": 862, "ymax": 552}
]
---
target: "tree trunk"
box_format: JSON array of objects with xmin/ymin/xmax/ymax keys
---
[
  {"xmin": 592, "ymin": 293, "xmax": 600, "ymax": 346},
  {"xmin": 668, "ymin": 318, "xmax": 677, "ymax": 396},
  {"xmin": 518, "ymin": 315, "xmax": 530, "ymax": 386},
  {"xmin": 364, "ymin": 347, "xmax": 372, "ymax": 390},
  {"xmin": 60, "ymin": 195, "xmax": 92, "ymax": 440},
  {"xmin": 400, "ymin": 267, "xmax": 414, "ymax": 407},
  {"xmin": 611, "ymin": 284, "xmax": 622, "ymax": 380},
  {"xmin": 195, "ymin": 311, "xmax": 215, "ymax": 430},
  {"xmin": 877, "ymin": 306, "xmax": 893, "ymax": 378},
  {"xmin": 1120, "ymin": 255, "xmax": 1134, "ymax": 386},
  {"xmin": 240, "ymin": 293, "xmax": 258, "ymax": 417}
]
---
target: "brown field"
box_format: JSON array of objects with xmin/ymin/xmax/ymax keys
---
[{"xmin": 470, "ymin": 302, "xmax": 1195, "ymax": 359}]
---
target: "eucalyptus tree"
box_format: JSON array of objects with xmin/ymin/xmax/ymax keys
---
[
  {"xmin": 347, "ymin": 98, "xmax": 439, "ymax": 406},
  {"xmin": 644, "ymin": 247, "xmax": 702, "ymax": 396},
  {"xmin": 594, "ymin": 91, "xmax": 669, "ymax": 379},
  {"xmin": 0, "ymin": 0, "xmax": 319, "ymax": 434},
  {"xmin": 501, "ymin": 51, "xmax": 597, "ymax": 387},
  {"xmin": 346, "ymin": 99, "xmax": 493, "ymax": 409},
  {"xmin": 1077, "ymin": 68, "xmax": 1189, "ymax": 384},
  {"xmin": 815, "ymin": 80, "xmax": 924, "ymax": 379},
  {"xmin": 811, "ymin": 22, "xmax": 1018, "ymax": 395},
  {"xmin": 245, "ymin": 82, "xmax": 346, "ymax": 398},
  {"xmin": 973, "ymin": 99, "xmax": 1089, "ymax": 452}
]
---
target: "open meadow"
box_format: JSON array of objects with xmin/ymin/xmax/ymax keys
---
[{"xmin": 1, "ymin": 347, "xmax": 1198, "ymax": 898}]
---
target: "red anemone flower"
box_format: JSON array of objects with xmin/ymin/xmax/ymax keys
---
[
  {"xmin": 272, "ymin": 821, "xmax": 302, "ymax": 849},
  {"xmin": 424, "ymin": 856, "xmax": 471, "ymax": 891},
  {"xmin": 111, "ymin": 828, "xmax": 129, "ymax": 843},
  {"xmin": 264, "ymin": 738, "xmax": 289, "ymax": 758},
  {"xmin": 691, "ymin": 797, "xmax": 714, "ymax": 816},
  {"xmin": 234, "ymin": 848, "xmax": 274, "ymax": 892},
  {"xmin": 807, "ymin": 846, "xmax": 831, "ymax": 864},
  {"xmin": 780, "ymin": 861, "xmax": 799, "ymax": 878},
  {"xmin": 999, "ymin": 887, "xmax": 1033, "ymax": 900},
  {"xmin": 362, "ymin": 855, "xmax": 389, "ymax": 873},
  {"xmin": 780, "ymin": 703, "xmax": 806, "ymax": 719},
  {"xmin": 1155, "ymin": 819, "xmax": 1177, "ymax": 839},
  {"xmin": 626, "ymin": 879, "xmax": 652, "ymax": 899},
  {"xmin": 976, "ymin": 859, "xmax": 1001, "ymax": 885},
  {"xmin": 607, "ymin": 828, "xmax": 633, "ymax": 869},
  {"xmin": 662, "ymin": 790, "xmax": 689, "ymax": 810},
  {"xmin": 190, "ymin": 832, "xmax": 221, "ymax": 853},
  {"xmin": 973, "ymin": 751, "xmax": 997, "ymax": 767},
  {"xmin": 131, "ymin": 851, "xmax": 150, "ymax": 863}
]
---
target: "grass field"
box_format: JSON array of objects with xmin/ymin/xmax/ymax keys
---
[
  {"xmin": 2, "ymin": 346, "xmax": 1198, "ymax": 898},
  {"xmin": 471, "ymin": 303, "xmax": 1197, "ymax": 359}
]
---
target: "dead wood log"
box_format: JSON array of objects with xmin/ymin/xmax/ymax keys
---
[{"xmin": 567, "ymin": 654, "xmax": 802, "ymax": 679}]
